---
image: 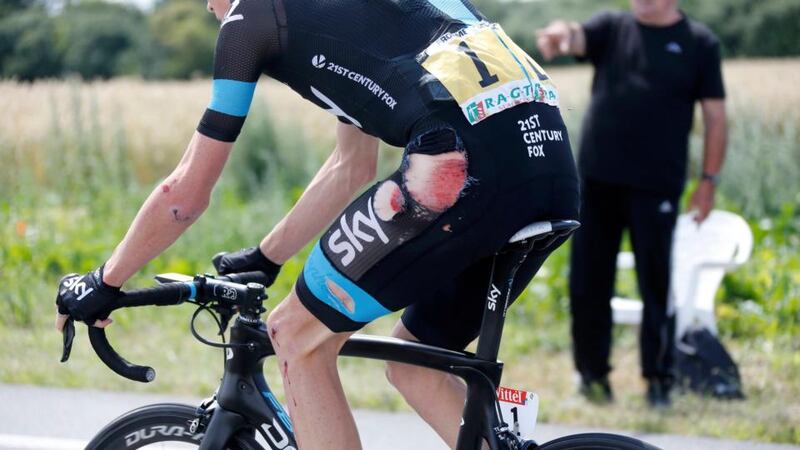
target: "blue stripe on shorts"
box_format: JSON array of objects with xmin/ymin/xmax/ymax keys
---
[{"xmin": 302, "ymin": 243, "xmax": 391, "ymax": 324}]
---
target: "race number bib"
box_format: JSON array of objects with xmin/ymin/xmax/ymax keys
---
[
  {"xmin": 497, "ymin": 386, "xmax": 539, "ymax": 439},
  {"xmin": 419, "ymin": 22, "xmax": 558, "ymax": 125}
]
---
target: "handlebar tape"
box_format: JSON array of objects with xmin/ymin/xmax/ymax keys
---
[
  {"xmin": 89, "ymin": 282, "xmax": 192, "ymax": 383},
  {"xmin": 113, "ymin": 282, "xmax": 195, "ymax": 310},
  {"xmin": 88, "ymin": 326, "xmax": 156, "ymax": 383}
]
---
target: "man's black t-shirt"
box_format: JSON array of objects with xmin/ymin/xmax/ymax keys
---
[{"xmin": 578, "ymin": 11, "xmax": 725, "ymax": 195}]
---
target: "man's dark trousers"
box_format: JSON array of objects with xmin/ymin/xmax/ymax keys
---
[{"xmin": 569, "ymin": 178, "xmax": 679, "ymax": 382}]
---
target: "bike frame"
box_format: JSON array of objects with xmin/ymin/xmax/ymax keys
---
[{"xmin": 199, "ymin": 247, "xmax": 532, "ymax": 450}]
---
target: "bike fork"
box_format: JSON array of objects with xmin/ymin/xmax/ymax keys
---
[{"xmin": 197, "ymin": 406, "xmax": 248, "ymax": 450}]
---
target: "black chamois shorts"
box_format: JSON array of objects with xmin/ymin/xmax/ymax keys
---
[{"xmin": 296, "ymin": 103, "xmax": 579, "ymax": 351}]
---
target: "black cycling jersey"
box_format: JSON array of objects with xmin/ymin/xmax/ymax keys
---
[{"xmin": 197, "ymin": 0, "xmax": 557, "ymax": 146}]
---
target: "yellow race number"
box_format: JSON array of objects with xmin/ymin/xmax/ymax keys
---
[{"xmin": 420, "ymin": 23, "xmax": 558, "ymax": 125}]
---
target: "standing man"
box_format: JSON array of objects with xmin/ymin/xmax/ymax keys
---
[{"xmin": 536, "ymin": 0, "xmax": 727, "ymax": 407}]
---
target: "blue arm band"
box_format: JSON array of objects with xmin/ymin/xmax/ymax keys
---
[{"xmin": 208, "ymin": 79, "xmax": 257, "ymax": 117}]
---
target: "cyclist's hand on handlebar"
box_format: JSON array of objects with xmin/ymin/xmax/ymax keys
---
[
  {"xmin": 212, "ymin": 247, "xmax": 281, "ymax": 287},
  {"xmin": 55, "ymin": 266, "xmax": 121, "ymax": 331}
]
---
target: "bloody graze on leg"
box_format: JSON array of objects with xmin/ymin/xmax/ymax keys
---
[
  {"xmin": 325, "ymin": 278, "xmax": 356, "ymax": 313},
  {"xmin": 282, "ymin": 360, "xmax": 297, "ymax": 407},
  {"xmin": 404, "ymin": 151, "xmax": 468, "ymax": 213},
  {"xmin": 273, "ymin": 327, "xmax": 297, "ymax": 407},
  {"xmin": 270, "ymin": 326, "xmax": 279, "ymax": 348},
  {"xmin": 374, "ymin": 180, "xmax": 406, "ymax": 221}
]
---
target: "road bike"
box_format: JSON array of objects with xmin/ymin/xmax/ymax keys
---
[{"xmin": 64, "ymin": 219, "xmax": 660, "ymax": 449}]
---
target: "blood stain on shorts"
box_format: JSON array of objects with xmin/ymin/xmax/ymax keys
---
[
  {"xmin": 374, "ymin": 180, "xmax": 405, "ymax": 221},
  {"xmin": 404, "ymin": 151, "xmax": 467, "ymax": 213}
]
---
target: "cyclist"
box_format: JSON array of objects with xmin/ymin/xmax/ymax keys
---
[{"xmin": 56, "ymin": 0, "xmax": 579, "ymax": 448}]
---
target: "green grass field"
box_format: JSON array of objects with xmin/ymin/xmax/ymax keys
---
[{"xmin": 1, "ymin": 60, "xmax": 799, "ymax": 443}]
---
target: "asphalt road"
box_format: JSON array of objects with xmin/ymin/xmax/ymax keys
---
[{"xmin": 1, "ymin": 384, "xmax": 798, "ymax": 450}]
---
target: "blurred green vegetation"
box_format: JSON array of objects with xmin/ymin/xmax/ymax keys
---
[
  {"xmin": 1, "ymin": 76, "xmax": 797, "ymax": 339},
  {"xmin": 1, "ymin": 0, "xmax": 799, "ymax": 80},
  {"xmin": 0, "ymin": 0, "xmax": 217, "ymax": 80}
]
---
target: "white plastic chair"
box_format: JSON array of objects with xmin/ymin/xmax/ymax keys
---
[{"xmin": 610, "ymin": 210, "xmax": 753, "ymax": 341}]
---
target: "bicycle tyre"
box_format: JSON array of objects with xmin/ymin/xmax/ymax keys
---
[
  {"xmin": 534, "ymin": 432, "xmax": 661, "ymax": 450},
  {"xmin": 85, "ymin": 403, "xmax": 263, "ymax": 449}
]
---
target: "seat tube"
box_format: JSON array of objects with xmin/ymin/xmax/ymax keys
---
[{"xmin": 476, "ymin": 252, "xmax": 528, "ymax": 362}]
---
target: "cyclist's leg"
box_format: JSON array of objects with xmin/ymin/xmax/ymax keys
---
[
  {"xmin": 267, "ymin": 291, "xmax": 360, "ymax": 450},
  {"xmin": 387, "ymin": 239, "xmax": 554, "ymax": 448},
  {"xmin": 385, "ymin": 257, "xmax": 495, "ymax": 447},
  {"xmin": 268, "ymin": 127, "xmax": 485, "ymax": 450},
  {"xmin": 387, "ymin": 321, "xmax": 468, "ymax": 447}
]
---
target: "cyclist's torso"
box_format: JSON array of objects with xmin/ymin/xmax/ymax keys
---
[{"xmin": 200, "ymin": 0, "xmax": 561, "ymax": 150}]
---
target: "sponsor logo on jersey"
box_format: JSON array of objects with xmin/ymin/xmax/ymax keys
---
[
  {"xmin": 328, "ymin": 198, "xmax": 389, "ymax": 267},
  {"xmin": 311, "ymin": 54, "xmax": 327, "ymax": 69},
  {"xmin": 310, "ymin": 54, "xmax": 398, "ymax": 110},
  {"xmin": 465, "ymin": 82, "xmax": 558, "ymax": 125},
  {"xmin": 466, "ymin": 102, "xmax": 484, "ymax": 124}
]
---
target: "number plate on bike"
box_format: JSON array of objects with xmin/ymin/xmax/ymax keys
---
[{"xmin": 497, "ymin": 386, "xmax": 539, "ymax": 438}]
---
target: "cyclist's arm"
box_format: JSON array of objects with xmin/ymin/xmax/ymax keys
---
[
  {"xmin": 259, "ymin": 123, "xmax": 379, "ymax": 264},
  {"xmin": 103, "ymin": 134, "xmax": 232, "ymax": 286},
  {"xmin": 103, "ymin": 1, "xmax": 274, "ymax": 286}
]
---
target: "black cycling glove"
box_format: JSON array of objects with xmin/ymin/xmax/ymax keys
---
[
  {"xmin": 56, "ymin": 265, "xmax": 122, "ymax": 325},
  {"xmin": 213, "ymin": 247, "xmax": 281, "ymax": 287}
]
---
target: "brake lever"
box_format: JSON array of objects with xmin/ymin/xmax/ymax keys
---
[{"xmin": 60, "ymin": 318, "xmax": 75, "ymax": 363}]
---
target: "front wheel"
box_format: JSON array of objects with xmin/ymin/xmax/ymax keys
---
[
  {"xmin": 533, "ymin": 433, "xmax": 661, "ymax": 450},
  {"xmin": 85, "ymin": 403, "xmax": 262, "ymax": 449}
]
